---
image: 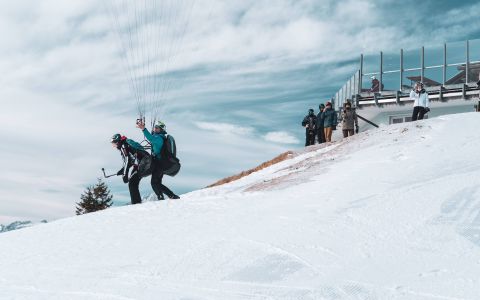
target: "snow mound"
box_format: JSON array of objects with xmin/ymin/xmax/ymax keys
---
[{"xmin": 1, "ymin": 113, "xmax": 480, "ymax": 299}]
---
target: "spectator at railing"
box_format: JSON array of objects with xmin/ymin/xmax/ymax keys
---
[
  {"xmin": 316, "ymin": 103, "xmax": 326, "ymax": 144},
  {"xmin": 301, "ymin": 108, "xmax": 317, "ymax": 146},
  {"xmin": 410, "ymin": 82, "xmax": 430, "ymax": 121},
  {"xmin": 370, "ymin": 76, "xmax": 380, "ymax": 92},
  {"xmin": 341, "ymin": 101, "xmax": 359, "ymax": 137},
  {"xmin": 322, "ymin": 102, "xmax": 337, "ymax": 142},
  {"xmin": 370, "ymin": 76, "xmax": 384, "ymax": 92}
]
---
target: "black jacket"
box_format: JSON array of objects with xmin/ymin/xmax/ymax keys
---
[{"xmin": 302, "ymin": 114, "xmax": 317, "ymax": 131}]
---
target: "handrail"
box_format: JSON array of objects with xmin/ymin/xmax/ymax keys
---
[{"xmin": 357, "ymin": 114, "xmax": 379, "ymax": 128}]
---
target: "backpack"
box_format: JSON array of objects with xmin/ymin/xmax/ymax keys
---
[
  {"xmin": 126, "ymin": 139, "xmax": 147, "ymax": 154},
  {"xmin": 126, "ymin": 139, "xmax": 153, "ymax": 178},
  {"xmin": 160, "ymin": 134, "xmax": 181, "ymax": 177}
]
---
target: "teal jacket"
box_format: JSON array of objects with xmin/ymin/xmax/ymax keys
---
[
  {"xmin": 322, "ymin": 108, "xmax": 338, "ymax": 128},
  {"xmin": 143, "ymin": 129, "xmax": 165, "ymax": 158}
]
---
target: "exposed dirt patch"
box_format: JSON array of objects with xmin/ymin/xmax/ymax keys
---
[{"xmin": 206, "ymin": 150, "xmax": 296, "ymax": 188}]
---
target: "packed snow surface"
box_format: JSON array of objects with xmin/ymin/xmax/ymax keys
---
[{"xmin": 1, "ymin": 113, "xmax": 480, "ymax": 300}]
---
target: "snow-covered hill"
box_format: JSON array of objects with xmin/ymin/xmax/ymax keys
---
[{"xmin": 1, "ymin": 113, "xmax": 480, "ymax": 300}]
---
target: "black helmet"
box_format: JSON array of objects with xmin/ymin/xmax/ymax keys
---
[
  {"xmin": 308, "ymin": 108, "xmax": 314, "ymax": 114},
  {"xmin": 111, "ymin": 133, "xmax": 122, "ymax": 144}
]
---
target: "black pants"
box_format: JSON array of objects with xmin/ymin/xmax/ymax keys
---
[
  {"xmin": 128, "ymin": 172, "xmax": 142, "ymax": 205},
  {"xmin": 305, "ymin": 130, "xmax": 315, "ymax": 146},
  {"xmin": 342, "ymin": 129, "xmax": 354, "ymax": 138},
  {"xmin": 151, "ymin": 160, "xmax": 175, "ymax": 198},
  {"xmin": 317, "ymin": 127, "xmax": 325, "ymax": 144},
  {"xmin": 412, "ymin": 106, "xmax": 426, "ymax": 121}
]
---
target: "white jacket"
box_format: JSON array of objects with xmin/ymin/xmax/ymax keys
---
[{"xmin": 410, "ymin": 90, "xmax": 429, "ymax": 107}]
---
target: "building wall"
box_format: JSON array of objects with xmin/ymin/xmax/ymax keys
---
[{"xmin": 357, "ymin": 99, "xmax": 477, "ymax": 130}]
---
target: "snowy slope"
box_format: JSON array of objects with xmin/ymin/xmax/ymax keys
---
[{"xmin": 1, "ymin": 113, "xmax": 480, "ymax": 300}]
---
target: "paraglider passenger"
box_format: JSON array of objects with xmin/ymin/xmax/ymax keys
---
[
  {"xmin": 137, "ymin": 121, "xmax": 180, "ymax": 200},
  {"xmin": 111, "ymin": 134, "xmax": 149, "ymax": 204}
]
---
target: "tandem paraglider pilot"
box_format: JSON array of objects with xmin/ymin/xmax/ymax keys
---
[{"xmin": 136, "ymin": 120, "xmax": 180, "ymax": 200}]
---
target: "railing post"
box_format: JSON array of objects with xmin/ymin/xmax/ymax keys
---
[
  {"xmin": 347, "ymin": 78, "xmax": 351, "ymax": 100},
  {"xmin": 466, "ymin": 40, "xmax": 470, "ymax": 83},
  {"xmin": 359, "ymin": 54, "xmax": 363, "ymax": 94},
  {"xmin": 357, "ymin": 70, "xmax": 361, "ymax": 94},
  {"xmin": 443, "ymin": 43, "xmax": 447, "ymax": 86},
  {"xmin": 379, "ymin": 51, "xmax": 383, "ymax": 92},
  {"xmin": 400, "ymin": 48, "xmax": 404, "ymax": 91},
  {"xmin": 421, "ymin": 46, "xmax": 425, "ymax": 84}
]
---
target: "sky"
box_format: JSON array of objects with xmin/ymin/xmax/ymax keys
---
[{"xmin": 0, "ymin": 0, "xmax": 479, "ymax": 224}]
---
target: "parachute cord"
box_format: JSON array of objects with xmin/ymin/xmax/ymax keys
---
[
  {"xmin": 156, "ymin": 0, "xmax": 196, "ymax": 118},
  {"xmin": 105, "ymin": 0, "xmax": 142, "ymax": 116}
]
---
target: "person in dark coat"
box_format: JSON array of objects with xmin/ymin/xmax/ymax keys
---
[
  {"xmin": 316, "ymin": 104, "xmax": 326, "ymax": 144},
  {"xmin": 111, "ymin": 134, "xmax": 149, "ymax": 205},
  {"xmin": 321, "ymin": 102, "xmax": 337, "ymax": 142},
  {"xmin": 301, "ymin": 108, "xmax": 317, "ymax": 146},
  {"xmin": 370, "ymin": 76, "xmax": 380, "ymax": 92},
  {"xmin": 340, "ymin": 102, "xmax": 358, "ymax": 138}
]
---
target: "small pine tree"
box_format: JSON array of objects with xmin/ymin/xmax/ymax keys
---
[{"xmin": 76, "ymin": 179, "xmax": 113, "ymax": 215}]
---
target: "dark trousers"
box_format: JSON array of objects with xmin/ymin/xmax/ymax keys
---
[
  {"xmin": 305, "ymin": 129, "xmax": 315, "ymax": 146},
  {"xmin": 412, "ymin": 106, "xmax": 426, "ymax": 121},
  {"xmin": 151, "ymin": 160, "xmax": 175, "ymax": 198},
  {"xmin": 128, "ymin": 173, "xmax": 142, "ymax": 204},
  {"xmin": 317, "ymin": 127, "xmax": 325, "ymax": 144},
  {"xmin": 342, "ymin": 129, "xmax": 354, "ymax": 138}
]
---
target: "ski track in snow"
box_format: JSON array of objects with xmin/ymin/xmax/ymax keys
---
[{"xmin": 2, "ymin": 113, "xmax": 480, "ymax": 299}]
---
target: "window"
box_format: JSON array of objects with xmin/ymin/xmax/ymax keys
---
[
  {"xmin": 389, "ymin": 115, "xmax": 427, "ymax": 124},
  {"xmin": 392, "ymin": 117, "xmax": 404, "ymax": 124}
]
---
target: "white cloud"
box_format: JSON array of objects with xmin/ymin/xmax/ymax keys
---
[
  {"xmin": 264, "ymin": 131, "xmax": 300, "ymax": 144},
  {"xmin": 195, "ymin": 122, "xmax": 254, "ymax": 136}
]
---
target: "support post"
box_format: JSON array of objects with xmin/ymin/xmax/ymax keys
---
[
  {"xmin": 379, "ymin": 51, "xmax": 383, "ymax": 92},
  {"xmin": 400, "ymin": 48, "xmax": 404, "ymax": 91},
  {"xmin": 466, "ymin": 40, "xmax": 470, "ymax": 84},
  {"xmin": 443, "ymin": 43, "xmax": 447, "ymax": 86},
  {"xmin": 359, "ymin": 54, "xmax": 364, "ymax": 94},
  {"xmin": 357, "ymin": 70, "xmax": 361, "ymax": 94},
  {"xmin": 421, "ymin": 46, "xmax": 425, "ymax": 84}
]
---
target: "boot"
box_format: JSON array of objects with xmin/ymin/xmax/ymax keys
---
[
  {"xmin": 157, "ymin": 194, "xmax": 165, "ymax": 201},
  {"xmin": 168, "ymin": 193, "xmax": 180, "ymax": 199}
]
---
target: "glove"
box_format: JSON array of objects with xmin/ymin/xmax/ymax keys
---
[
  {"xmin": 122, "ymin": 175, "xmax": 129, "ymax": 183},
  {"xmin": 355, "ymin": 126, "xmax": 359, "ymax": 134},
  {"xmin": 116, "ymin": 168, "xmax": 124, "ymax": 176},
  {"xmin": 332, "ymin": 125, "xmax": 336, "ymax": 131}
]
